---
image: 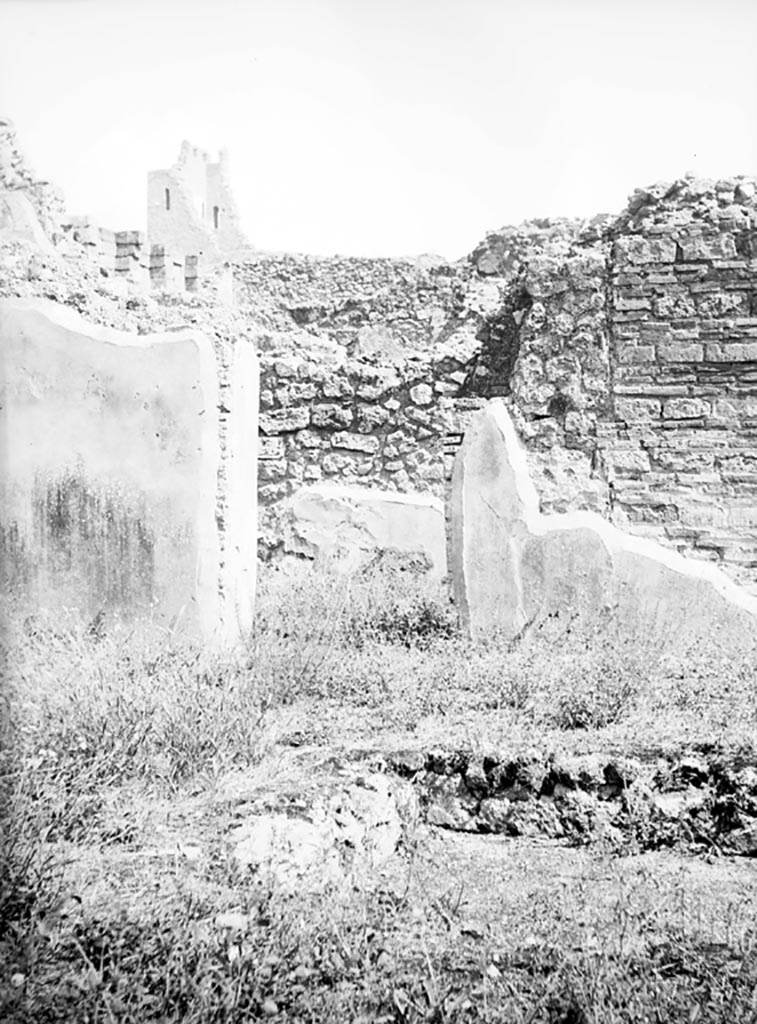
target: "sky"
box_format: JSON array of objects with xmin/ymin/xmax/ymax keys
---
[{"xmin": 1, "ymin": 0, "xmax": 756, "ymax": 260}]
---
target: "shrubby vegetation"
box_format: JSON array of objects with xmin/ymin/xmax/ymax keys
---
[{"xmin": 2, "ymin": 563, "xmax": 757, "ymax": 1021}]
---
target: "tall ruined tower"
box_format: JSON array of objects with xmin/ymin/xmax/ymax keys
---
[{"xmin": 147, "ymin": 141, "xmax": 252, "ymax": 264}]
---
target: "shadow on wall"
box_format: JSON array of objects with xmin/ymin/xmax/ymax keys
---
[
  {"xmin": 459, "ymin": 285, "xmax": 533, "ymax": 399},
  {"xmin": 1, "ymin": 469, "xmax": 156, "ymax": 616}
]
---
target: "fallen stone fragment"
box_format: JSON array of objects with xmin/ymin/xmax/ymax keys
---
[
  {"xmin": 724, "ymin": 824, "xmax": 757, "ymax": 857},
  {"xmin": 450, "ymin": 399, "xmax": 757, "ymax": 645},
  {"xmin": 230, "ymin": 772, "xmax": 416, "ymax": 893}
]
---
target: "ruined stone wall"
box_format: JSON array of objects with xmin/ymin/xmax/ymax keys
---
[
  {"xmin": 148, "ymin": 142, "xmax": 252, "ymax": 265},
  {"xmin": 235, "ymin": 254, "xmax": 504, "ymax": 521},
  {"xmin": 4, "ymin": 116, "xmax": 757, "ymax": 592},
  {"xmin": 258, "ymin": 353, "xmax": 457, "ymax": 504},
  {"xmin": 472, "ymin": 177, "xmax": 757, "ymax": 589},
  {"xmin": 235, "ymin": 240, "xmax": 617, "ymax": 534},
  {"xmin": 603, "ymin": 178, "xmax": 757, "ymax": 586},
  {"xmin": 246, "ymin": 178, "xmax": 757, "ymax": 588}
]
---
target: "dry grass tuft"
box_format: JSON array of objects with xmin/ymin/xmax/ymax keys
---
[{"xmin": 3, "ymin": 564, "xmax": 757, "ymax": 1021}]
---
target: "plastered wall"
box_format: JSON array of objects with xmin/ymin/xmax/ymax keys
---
[{"xmin": 0, "ymin": 298, "xmax": 258, "ymax": 641}]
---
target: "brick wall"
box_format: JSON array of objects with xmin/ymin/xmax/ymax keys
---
[{"xmin": 603, "ymin": 178, "xmax": 757, "ymax": 586}]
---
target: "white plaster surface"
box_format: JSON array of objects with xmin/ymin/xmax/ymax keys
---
[
  {"xmin": 451, "ymin": 399, "xmax": 757, "ymax": 643},
  {"xmin": 0, "ymin": 297, "xmax": 256, "ymax": 642},
  {"xmin": 221, "ymin": 338, "xmax": 259, "ymax": 642},
  {"xmin": 279, "ymin": 483, "xmax": 447, "ymax": 577}
]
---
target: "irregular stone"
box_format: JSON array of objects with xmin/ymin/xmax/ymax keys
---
[
  {"xmin": 450, "ymin": 400, "xmax": 757, "ymax": 645},
  {"xmin": 356, "ymin": 403, "xmax": 391, "ymax": 432},
  {"xmin": 422, "ymin": 773, "xmax": 479, "ymax": 831},
  {"xmin": 657, "ymin": 342, "xmax": 704, "ymax": 362},
  {"xmin": 259, "ymin": 436, "xmax": 285, "ymax": 460},
  {"xmin": 321, "ymin": 452, "xmax": 355, "ymax": 475},
  {"xmin": 311, "ymin": 403, "xmax": 354, "ymax": 428},
  {"xmin": 615, "ymin": 397, "xmax": 662, "ymax": 422},
  {"xmin": 723, "ymin": 823, "xmax": 757, "ymax": 857},
  {"xmin": 663, "ymin": 398, "xmax": 710, "ymax": 419},
  {"xmin": 679, "ymin": 235, "xmax": 737, "ymax": 261},
  {"xmin": 356, "ymin": 368, "xmax": 401, "ymax": 400},
  {"xmin": 651, "ymin": 789, "xmax": 707, "ymax": 819},
  {"xmin": 330, "ymin": 432, "xmax": 380, "ymax": 454},
  {"xmin": 297, "ymin": 430, "xmax": 324, "ymax": 449},
  {"xmin": 480, "ymin": 791, "xmax": 562, "ymax": 836},
  {"xmin": 259, "ymin": 406, "xmax": 310, "ymax": 434},
  {"xmin": 231, "ymin": 771, "xmax": 414, "ymax": 892},
  {"xmin": 0, "ymin": 298, "xmax": 257, "ymax": 643},
  {"xmin": 613, "ymin": 236, "xmax": 677, "ymax": 264},
  {"xmin": 409, "ymin": 383, "xmax": 433, "ymax": 406},
  {"xmin": 275, "ymin": 484, "xmax": 446, "ymax": 577},
  {"xmin": 322, "ymin": 377, "xmax": 354, "ymax": 400}
]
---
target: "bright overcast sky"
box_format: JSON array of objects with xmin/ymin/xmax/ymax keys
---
[{"xmin": 1, "ymin": 0, "xmax": 756, "ymax": 259}]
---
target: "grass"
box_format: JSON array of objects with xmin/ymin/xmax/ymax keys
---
[{"xmin": 2, "ymin": 561, "xmax": 757, "ymax": 1021}]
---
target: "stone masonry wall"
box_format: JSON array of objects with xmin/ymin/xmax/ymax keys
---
[
  {"xmin": 247, "ymin": 178, "xmax": 757, "ymax": 588},
  {"xmin": 3, "ymin": 117, "xmax": 757, "ymax": 593},
  {"xmin": 603, "ymin": 178, "xmax": 757, "ymax": 586},
  {"xmin": 471, "ymin": 177, "xmax": 757, "ymax": 589},
  {"xmin": 235, "ymin": 255, "xmax": 506, "ymax": 519}
]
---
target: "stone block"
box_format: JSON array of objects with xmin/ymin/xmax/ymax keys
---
[
  {"xmin": 652, "ymin": 449, "xmax": 714, "ymax": 473},
  {"xmin": 450, "ymin": 401, "xmax": 757, "ymax": 645},
  {"xmin": 728, "ymin": 507, "xmax": 757, "ymax": 529},
  {"xmin": 617, "ymin": 345, "xmax": 655, "ymax": 365},
  {"xmin": 706, "ymin": 342, "xmax": 757, "ymax": 362},
  {"xmin": 322, "ymin": 377, "xmax": 355, "ymax": 400},
  {"xmin": 259, "ymin": 459, "xmax": 287, "ymax": 481},
  {"xmin": 259, "ymin": 436, "xmax": 285, "ymax": 460},
  {"xmin": 297, "ymin": 430, "xmax": 324, "ymax": 449},
  {"xmin": 259, "ymin": 406, "xmax": 310, "ymax": 434},
  {"xmin": 356, "ymin": 368, "xmax": 401, "ymax": 401},
  {"xmin": 331, "ymin": 432, "xmax": 380, "ymax": 454},
  {"xmin": 322, "ymin": 452, "xmax": 354, "ymax": 475},
  {"xmin": 0, "ymin": 298, "xmax": 257, "ymax": 643},
  {"xmin": 657, "ymin": 342, "xmax": 704, "ymax": 362},
  {"xmin": 613, "ymin": 236, "xmax": 677, "ymax": 265},
  {"xmin": 712, "ymin": 397, "xmax": 757, "ymax": 420},
  {"xmin": 409, "ymin": 382, "xmax": 433, "ymax": 405},
  {"xmin": 275, "ymin": 484, "xmax": 446, "ymax": 577},
  {"xmin": 615, "ymin": 397, "xmax": 662, "ymax": 422},
  {"xmin": 609, "ymin": 449, "xmax": 651, "ymax": 474},
  {"xmin": 679, "ymin": 235, "xmax": 737, "ymax": 261},
  {"xmin": 357, "ymin": 404, "xmax": 391, "ymax": 432},
  {"xmin": 115, "ymin": 230, "xmax": 146, "ymax": 246},
  {"xmin": 663, "ymin": 398, "xmax": 711, "ymax": 419},
  {"xmin": 311, "ymin": 403, "xmax": 353, "ymax": 428},
  {"xmin": 615, "ymin": 296, "xmax": 651, "ymax": 312}
]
